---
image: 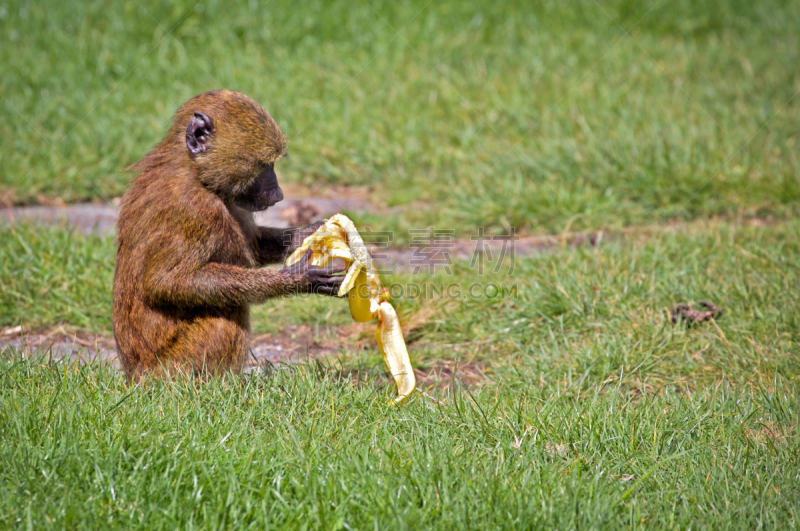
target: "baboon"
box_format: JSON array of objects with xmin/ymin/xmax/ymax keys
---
[{"xmin": 113, "ymin": 90, "xmax": 343, "ymax": 379}]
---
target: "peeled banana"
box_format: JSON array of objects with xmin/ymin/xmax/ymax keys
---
[
  {"xmin": 286, "ymin": 214, "xmax": 416, "ymax": 404},
  {"xmin": 347, "ymin": 269, "xmax": 373, "ymax": 323}
]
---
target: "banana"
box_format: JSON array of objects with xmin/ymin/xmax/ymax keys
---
[
  {"xmin": 285, "ymin": 214, "xmax": 416, "ymax": 404},
  {"xmin": 286, "ymin": 214, "xmax": 381, "ymax": 306},
  {"xmin": 376, "ymin": 302, "xmax": 416, "ymax": 404},
  {"xmin": 347, "ymin": 269, "xmax": 373, "ymax": 323}
]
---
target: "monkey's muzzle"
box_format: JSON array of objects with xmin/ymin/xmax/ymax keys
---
[{"xmin": 238, "ymin": 164, "xmax": 284, "ymax": 211}]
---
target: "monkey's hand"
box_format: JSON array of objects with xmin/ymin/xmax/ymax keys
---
[
  {"xmin": 254, "ymin": 222, "xmax": 325, "ymax": 265},
  {"xmin": 281, "ymin": 248, "xmax": 345, "ymax": 297},
  {"xmin": 288, "ymin": 221, "xmax": 324, "ymax": 255}
]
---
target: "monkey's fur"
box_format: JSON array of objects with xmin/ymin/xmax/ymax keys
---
[{"xmin": 113, "ymin": 90, "xmax": 342, "ymax": 379}]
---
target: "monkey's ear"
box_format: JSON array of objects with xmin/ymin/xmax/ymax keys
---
[{"xmin": 186, "ymin": 111, "xmax": 215, "ymax": 155}]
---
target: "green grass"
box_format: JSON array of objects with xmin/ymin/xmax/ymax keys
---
[
  {"xmin": 0, "ymin": 225, "xmax": 113, "ymax": 331},
  {"xmin": 2, "ymin": 220, "xmax": 799, "ymax": 527},
  {"xmin": 1, "ymin": 344, "xmax": 797, "ymax": 528},
  {"xmin": 2, "ymin": 0, "xmax": 800, "ymax": 235},
  {"xmin": 3, "ymin": 0, "xmax": 800, "ymax": 526}
]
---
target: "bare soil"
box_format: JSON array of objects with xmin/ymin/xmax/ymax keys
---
[
  {"xmin": 0, "ymin": 325, "xmax": 345, "ymax": 372},
  {"xmin": 0, "ymin": 311, "xmax": 488, "ymax": 388},
  {"xmin": 0, "ymin": 184, "xmax": 369, "ymax": 235}
]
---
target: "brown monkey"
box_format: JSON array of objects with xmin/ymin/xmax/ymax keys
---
[{"xmin": 113, "ymin": 90, "xmax": 343, "ymax": 379}]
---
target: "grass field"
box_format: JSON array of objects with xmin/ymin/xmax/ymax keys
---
[
  {"xmin": 1, "ymin": 350, "xmax": 797, "ymax": 529},
  {"xmin": 3, "ymin": 0, "xmax": 800, "ymax": 235},
  {"xmin": 2, "ymin": 0, "xmax": 800, "ymax": 528},
  {"xmin": 2, "ymin": 221, "xmax": 799, "ymax": 528}
]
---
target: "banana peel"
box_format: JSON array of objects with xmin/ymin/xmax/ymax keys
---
[
  {"xmin": 286, "ymin": 214, "xmax": 416, "ymax": 404},
  {"xmin": 375, "ymin": 302, "xmax": 415, "ymax": 401}
]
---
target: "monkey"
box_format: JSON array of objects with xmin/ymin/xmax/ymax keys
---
[{"xmin": 112, "ymin": 90, "xmax": 343, "ymax": 380}]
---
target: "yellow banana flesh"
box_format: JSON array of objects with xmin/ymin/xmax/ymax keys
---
[
  {"xmin": 347, "ymin": 269, "xmax": 373, "ymax": 322},
  {"xmin": 285, "ymin": 214, "xmax": 416, "ymax": 404}
]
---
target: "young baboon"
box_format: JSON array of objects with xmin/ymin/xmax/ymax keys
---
[{"xmin": 113, "ymin": 90, "xmax": 343, "ymax": 379}]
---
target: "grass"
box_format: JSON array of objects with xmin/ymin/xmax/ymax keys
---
[
  {"xmin": 2, "ymin": 0, "xmax": 800, "ymax": 236},
  {"xmin": 3, "ymin": 0, "xmax": 800, "ymax": 527},
  {"xmin": 1, "ymin": 220, "xmax": 799, "ymax": 527},
  {"xmin": 1, "ymin": 343, "xmax": 797, "ymax": 528},
  {"xmin": 0, "ymin": 225, "xmax": 113, "ymax": 331}
]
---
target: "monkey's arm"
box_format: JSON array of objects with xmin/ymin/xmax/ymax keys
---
[
  {"xmin": 254, "ymin": 221, "xmax": 323, "ymax": 265},
  {"xmin": 143, "ymin": 241, "xmax": 344, "ymax": 308},
  {"xmin": 144, "ymin": 262, "xmax": 300, "ymax": 308}
]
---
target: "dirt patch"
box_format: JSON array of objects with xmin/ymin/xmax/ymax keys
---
[
  {"xmin": 0, "ymin": 326, "xmax": 119, "ymax": 367},
  {"xmin": 670, "ymin": 301, "xmax": 722, "ymax": 327},
  {"xmin": 1, "ymin": 319, "xmax": 420, "ymax": 368},
  {"xmin": 0, "ymin": 186, "xmax": 372, "ymax": 235},
  {"xmin": 375, "ymin": 231, "xmax": 603, "ymax": 271},
  {"xmin": 0, "ymin": 204, "xmax": 121, "ymax": 234},
  {"xmin": 0, "ymin": 325, "xmax": 351, "ymax": 372},
  {"xmin": 0, "ymin": 314, "xmax": 488, "ymax": 390}
]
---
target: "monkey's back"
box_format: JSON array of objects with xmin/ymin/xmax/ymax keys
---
[{"xmin": 113, "ymin": 170, "xmax": 254, "ymax": 379}]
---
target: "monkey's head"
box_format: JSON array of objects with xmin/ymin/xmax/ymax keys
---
[{"xmin": 154, "ymin": 90, "xmax": 289, "ymax": 211}]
